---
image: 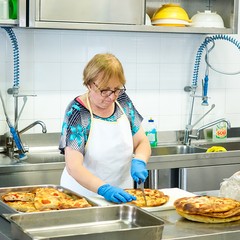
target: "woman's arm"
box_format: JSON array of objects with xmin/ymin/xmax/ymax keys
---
[
  {"xmin": 64, "ymin": 146, "xmax": 105, "ymax": 193},
  {"xmin": 133, "ymin": 125, "xmax": 151, "ymax": 163},
  {"xmin": 64, "ymin": 146, "xmax": 137, "ymax": 203}
]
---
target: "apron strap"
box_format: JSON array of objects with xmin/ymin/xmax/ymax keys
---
[{"xmin": 86, "ymin": 94, "xmax": 124, "ymax": 119}]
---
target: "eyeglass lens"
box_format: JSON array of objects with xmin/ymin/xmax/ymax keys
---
[
  {"xmin": 101, "ymin": 89, "xmax": 125, "ymax": 97},
  {"xmin": 93, "ymin": 82, "xmax": 125, "ymax": 97}
]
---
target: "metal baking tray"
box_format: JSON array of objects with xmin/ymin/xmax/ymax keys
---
[
  {"xmin": 0, "ymin": 184, "xmax": 98, "ymax": 215},
  {"xmin": 9, "ymin": 205, "xmax": 164, "ymax": 240}
]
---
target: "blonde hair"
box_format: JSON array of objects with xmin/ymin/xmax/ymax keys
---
[{"xmin": 83, "ymin": 53, "xmax": 126, "ymax": 88}]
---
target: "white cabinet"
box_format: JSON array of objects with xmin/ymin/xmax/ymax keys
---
[{"xmin": 0, "ymin": 0, "xmax": 239, "ymax": 34}]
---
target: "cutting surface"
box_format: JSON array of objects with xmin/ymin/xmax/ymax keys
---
[{"xmin": 88, "ymin": 188, "xmax": 196, "ymax": 212}]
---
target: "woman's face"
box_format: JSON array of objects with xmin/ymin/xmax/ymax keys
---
[{"xmin": 88, "ymin": 77, "xmax": 124, "ymax": 110}]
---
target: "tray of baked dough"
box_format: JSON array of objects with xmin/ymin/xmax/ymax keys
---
[
  {"xmin": 9, "ymin": 204, "xmax": 164, "ymax": 240},
  {"xmin": 0, "ymin": 184, "xmax": 98, "ymax": 215}
]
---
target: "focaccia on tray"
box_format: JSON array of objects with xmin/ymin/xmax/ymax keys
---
[
  {"xmin": 2, "ymin": 192, "xmax": 35, "ymax": 202},
  {"xmin": 174, "ymin": 195, "xmax": 240, "ymax": 223},
  {"xmin": 125, "ymin": 188, "xmax": 169, "ymax": 207},
  {"xmin": 1, "ymin": 187, "xmax": 92, "ymax": 212},
  {"xmin": 5, "ymin": 201, "xmax": 37, "ymax": 212}
]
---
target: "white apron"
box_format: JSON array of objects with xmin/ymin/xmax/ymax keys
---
[{"xmin": 60, "ymin": 96, "xmax": 133, "ymax": 197}]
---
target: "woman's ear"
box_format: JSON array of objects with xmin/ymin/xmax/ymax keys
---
[{"xmin": 87, "ymin": 84, "xmax": 91, "ymax": 90}]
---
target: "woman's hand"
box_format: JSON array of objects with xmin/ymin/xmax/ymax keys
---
[
  {"xmin": 131, "ymin": 158, "xmax": 148, "ymax": 183},
  {"xmin": 98, "ymin": 184, "xmax": 136, "ymax": 203}
]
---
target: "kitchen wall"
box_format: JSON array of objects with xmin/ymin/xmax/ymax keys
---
[{"xmin": 0, "ymin": 26, "xmax": 240, "ymax": 136}]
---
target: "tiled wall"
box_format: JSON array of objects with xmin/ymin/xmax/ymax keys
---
[{"xmin": 0, "ymin": 28, "xmax": 240, "ymax": 135}]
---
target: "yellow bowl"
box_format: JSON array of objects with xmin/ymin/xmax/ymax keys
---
[
  {"xmin": 151, "ymin": 18, "xmax": 191, "ymax": 27},
  {"xmin": 152, "ymin": 4, "xmax": 191, "ymax": 22}
]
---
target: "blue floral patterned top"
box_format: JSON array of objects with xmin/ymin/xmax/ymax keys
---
[{"xmin": 59, "ymin": 92, "xmax": 143, "ymax": 155}]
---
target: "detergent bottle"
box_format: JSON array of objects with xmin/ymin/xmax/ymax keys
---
[
  {"xmin": 212, "ymin": 122, "xmax": 227, "ymax": 142},
  {"xmin": 145, "ymin": 118, "xmax": 158, "ymax": 147}
]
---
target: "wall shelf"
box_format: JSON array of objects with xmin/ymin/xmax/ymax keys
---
[
  {"xmin": 25, "ymin": 22, "xmax": 233, "ymax": 35},
  {"xmin": 0, "ymin": 19, "xmax": 18, "ymax": 27}
]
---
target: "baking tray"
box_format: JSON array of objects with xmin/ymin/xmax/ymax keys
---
[
  {"xmin": 9, "ymin": 205, "xmax": 164, "ymax": 240},
  {"xmin": 0, "ymin": 184, "xmax": 98, "ymax": 215}
]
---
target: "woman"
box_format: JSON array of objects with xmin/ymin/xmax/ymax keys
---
[{"xmin": 59, "ymin": 53, "xmax": 151, "ymax": 204}]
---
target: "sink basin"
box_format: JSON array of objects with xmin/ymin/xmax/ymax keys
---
[
  {"xmin": 23, "ymin": 151, "xmax": 65, "ymax": 164},
  {"xmin": 0, "ymin": 147, "xmax": 65, "ymax": 165},
  {"xmin": 21, "ymin": 146, "xmax": 65, "ymax": 164},
  {"xmin": 197, "ymin": 141, "xmax": 240, "ymax": 151},
  {"xmin": 151, "ymin": 145, "xmax": 206, "ymax": 156}
]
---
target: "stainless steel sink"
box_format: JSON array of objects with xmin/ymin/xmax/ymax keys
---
[
  {"xmin": 151, "ymin": 145, "xmax": 206, "ymax": 156},
  {"xmin": 23, "ymin": 151, "xmax": 64, "ymax": 164},
  {"xmin": 20, "ymin": 146, "xmax": 64, "ymax": 164},
  {"xmin": 196, "ymin": 141, "xmax": 240, "ymax": 151},
  {"xmin": 0, "ymin": 146, "xmax": 64, "ymax": 165}
]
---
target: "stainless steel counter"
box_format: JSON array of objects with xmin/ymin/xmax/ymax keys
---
[
  {"xmin": 148, "ymin": 149, "xmax": 240, "ymax": 170},
  {"xmin": 1, "ymin": 208, "xmax": 240, "ymax": 240},
  {"xmin": 155, "ymin": 210, "xmax": 240, "ymax": 240}
]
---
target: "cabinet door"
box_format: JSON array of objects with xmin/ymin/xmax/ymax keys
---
[
  {"xmin": 39, "ymin": 0, "xmax": 145, "ymax": 25},
  {"xmin": 179, "ymin": 164, "xmax": 240, "ymax": 192}
]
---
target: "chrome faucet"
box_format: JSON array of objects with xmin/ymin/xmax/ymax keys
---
[
  {"xmin": 3, "ymin": 88, "xmax": 47, "ymax": 159},
  {"xmin": 5, "ymin": 120, "xmax": 47, "ymax": 160},
  {"xmin": 183, "ymin": 104, "xmax": 215, "ymax": 145},
  {"xmin": 19, "ymin": 120, "xmax": 47, "ymax": 135},
  {"xmin": 188, "ymin": 118, "xmax": 231, "ymax": 142},
  {"xmin": 183, "ymin": 102, "xmax": 231, "ymax": 145}
]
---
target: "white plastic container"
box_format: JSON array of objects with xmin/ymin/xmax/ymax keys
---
[
  {"xmin": 0, "ymin": 0, "xmax": 9, "ymax": 20},
  {"xmin": 145, "ymin": 118, "xmax": 158, "ymax": 147}
]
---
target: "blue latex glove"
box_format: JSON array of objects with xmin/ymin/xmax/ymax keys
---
[
  {"xmin": 131, "ymin": 158, "xmax": 148, "ymax": 183},
  {"xmin": 98, "ymin": 184, "xmax": 136, "ymax": 204}
]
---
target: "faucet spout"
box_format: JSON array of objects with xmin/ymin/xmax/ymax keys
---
[
  {"xmin": 19, "ymin": 121, "xmax": 47, "ymax": 135},
  {"xmin": 189, "ymin": 118, "xmax": 231, "ymax": 140},
  {"xmin": 183, "ymin": 104, "xmax": 216, "ymax": 145}
]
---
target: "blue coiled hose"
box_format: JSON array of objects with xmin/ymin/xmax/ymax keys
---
[
  {"xmin": 1, "ymin": 27, "xmax": 20, "ymax": 89},
  {"xmin": 192, "ymin": 35, "xmax": 240, "ymax": 106},
  {"xmin": 0, "ymin": 27, "xmax": 26, "ymax": 159}
]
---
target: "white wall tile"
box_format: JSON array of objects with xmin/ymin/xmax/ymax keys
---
[
  {"xmin": 122, "ymin": 63, "xmax": 137, "ymax": 90},
  {"xmin": 110, "ymin": 33, "xmax": 137, "ymax": 63},
  {"xmin": 18, "ymin": 61, "xmax": 34, "ymax": 91},
  {"xmin": 226, "ymin": 89, "xmax": 240, "ymax": 114},
  {"xmin": 34, "ymin": 31, "xmax": 61, "ymax": 62},
  {"xmin": 34, "ymin": 63, "xmax": 61, "ymax": 91},
  {"xmin": 60, "ymin": 62, "xmax": 85, "ymax": 91},
  {"xmin": 159, "ymin": 90, "xmax": 183, "ymax": 116},
  {"xmin": 0, "ymin": 28, "xmax": 240, "ymax": 135},
  {"xmin": 130, "ymin": 90, "xmax": 160, "ymax": 118},
  {"xmin": 136, "ymin": 63, "xmax": 160, "ymax": 90},
  {"xmin": 33, "ymin": 91, "xmax": 61, "ymax": 120},
  {"xmin": 60, "ymin": 32, "xmax": 87, "ymax": 62},
  {"xmin": 137, "ymin": 35, "xmax": 161, "ymax": 63}
]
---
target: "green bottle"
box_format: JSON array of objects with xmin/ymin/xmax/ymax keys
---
[{"xmin": 9, "ymin": 0, "xmax": 17, "ymax": 19}]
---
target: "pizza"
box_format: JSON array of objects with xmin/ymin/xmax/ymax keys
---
[
  {"xmin": 31, "ymin": 187, "xmax": 71, "ymax": 199},
  {"xmin": 2, "ymin": 192, "xmax": 35, "ymax": 202},
  {"xmin": 174, "ymin": 195, "xmax": 240, "ymax": 223},
  {"xmin": 60, "ymin": 198, "xmax": 91, "ymax": 209},
  {"xmin": 125, "ymin": 188, "xmax": 169, "ymax": 207},
  {"xmin": 5, "ymin": 201, "xmax": 36, "ymax": 212},
  {"xmin": 1, "ymin": 187, "xmax": 92, "ymax": 212},
  {"xmin": 34, "ymin": 195, "xmax": 62, "ymax": 211}
]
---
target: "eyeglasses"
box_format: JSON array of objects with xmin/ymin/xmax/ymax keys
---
[{"xmin": 92, "ymin": 82, "xmax": 126, "ymax": 97}]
